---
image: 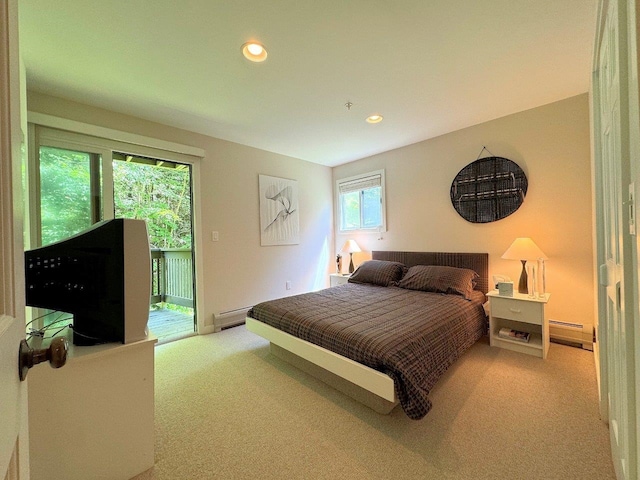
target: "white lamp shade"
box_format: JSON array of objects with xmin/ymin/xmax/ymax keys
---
[
  {"xmin": 341, "ymin": 239, "xmax": 361, "ymax": 254},
  {"xmin": 501, "ymin": 237, "xmax": 548, "ymax": 261}
]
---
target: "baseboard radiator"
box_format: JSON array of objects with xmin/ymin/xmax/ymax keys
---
[
  {"xmin": 549, "ymin": 319, "xmax": 594, "ymax": 351},
  {"xmin": 214, "ymin": 309, "xmax": 596, "ymax": 350},
  {"xmin": 213, "ymin": 307, "xmax": 251, "ymax": 332}
]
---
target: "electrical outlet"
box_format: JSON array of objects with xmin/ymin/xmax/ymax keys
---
[
  {"xmin": 212, "ymin": 231, "xmax": 219, "ymax": 242},
  {"xmin": 286, "ymin": 281, "xmax": 291, "ymax": 290}
]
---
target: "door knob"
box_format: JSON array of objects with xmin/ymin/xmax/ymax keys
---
[{"xmin": 19, "ymin": 337, "xmax": 68, "ymax": 381}]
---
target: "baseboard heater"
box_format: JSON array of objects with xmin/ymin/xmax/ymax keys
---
[
  {"xmin": 549, "ymin": 319, "xmax": 594, "ymax": 351},
  {"xmin": 213, "ymin": 307, "xmax": 251, "ymax": 332}
]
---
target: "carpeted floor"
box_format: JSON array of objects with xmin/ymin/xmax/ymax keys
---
[{"xmin": 132, "ymin": 325, "xmax": 616, "ymax": 480}]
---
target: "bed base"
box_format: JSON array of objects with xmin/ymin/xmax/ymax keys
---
[{"xmin": 245, "ymin": 317, "xmax": 399, "ymax": 414}]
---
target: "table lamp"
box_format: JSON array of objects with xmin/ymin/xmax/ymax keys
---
[
  {"xmin": 501, "ymin": 238, "xmax": 547, "ymax": 294},
  {"xmin": 341, "ymin": 239, "xmax": 361, "ymax": 273}
]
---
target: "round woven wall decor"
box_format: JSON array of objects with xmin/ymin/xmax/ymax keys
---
[{"xmin": 450, "ymin": 156, "xmax": 528, "ymax": 223}]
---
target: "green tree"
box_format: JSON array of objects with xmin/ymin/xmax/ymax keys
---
[
  {"xmin": 39, "ymin": 146, "xmax": 93, "ymax": 246},
  {"xmin": 38, "ymin": 148, "xmax": 193, "ymax": 250},
  {"xmin": 113, "ymin": 160, "xmax": 192, "ymax": 249}
]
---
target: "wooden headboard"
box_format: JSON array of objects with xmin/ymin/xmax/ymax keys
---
[{"xmin": 372, "ymin": 251, "xmax": 490, "ymax": 294}]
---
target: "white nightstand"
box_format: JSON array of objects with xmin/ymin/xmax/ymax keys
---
[
  {"xmin": 487, "ymin": 290, "xmax": 551, "ymax": 359},
  {"xmin": 330, "ymin": 273, "xmax": 351, "ymax": 286}
]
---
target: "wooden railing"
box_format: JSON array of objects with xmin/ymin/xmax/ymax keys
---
[{"xmin": 151, "ymin": 249, "xmax": 194, "ymax": 308}]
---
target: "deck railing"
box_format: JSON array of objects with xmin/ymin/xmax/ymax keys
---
[{"xmin": 151, "ymin": 248, "xmax": 194, "ymax": 308}]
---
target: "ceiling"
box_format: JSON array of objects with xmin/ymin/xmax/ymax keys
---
[{"xmin": 19, "ymin": 1, "xmax": 597, "ymax": 167}]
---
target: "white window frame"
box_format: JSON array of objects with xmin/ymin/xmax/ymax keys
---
[{"xmin": 335, "ymin": 169, "xmax": 386, "ymax": 233}]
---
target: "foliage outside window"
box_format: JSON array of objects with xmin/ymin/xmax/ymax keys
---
[
  {"xmin": 39, "ymin": 146, "xmax": 100, "ymax": 246},
  {"xmin": 38, "ymin": 147, "xmax": 193, "ymax": 250},
  {"xmin": 337, "ymin": 170, "xmax": 386, "ymax": 232},
  {"xmin": 113, "ymin": 156, "xmax": 192, "ymax": 249}
]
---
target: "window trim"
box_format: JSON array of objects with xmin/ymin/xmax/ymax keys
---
[{"xmin": 335, "ymin": 169, "xmax": 386, "ymax": 234}]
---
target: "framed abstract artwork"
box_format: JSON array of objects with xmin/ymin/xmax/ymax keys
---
[{"xmin": 259, "ymin": 174, "xmax": 299, "ymax": 246}]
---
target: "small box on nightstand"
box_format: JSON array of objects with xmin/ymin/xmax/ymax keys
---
[
  {"xmin": 497, "ymin": 281, "xmax": 514, "ymax": 297},
  {"xmin": 330, "ymin": 273, "xmax": 351, "ymax": 287}
]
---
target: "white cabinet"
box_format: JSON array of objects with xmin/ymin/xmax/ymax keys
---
[
  {"xmin": 329, "ymin": 273, "xmax": 351, "ymax": 286},
  {"xmin": 28, "ymin": 333, "xmax": 157, "ymax": 480},
  {"xmin": 487, "ymin": 291, "xmax": 550, "ymax": 359}
]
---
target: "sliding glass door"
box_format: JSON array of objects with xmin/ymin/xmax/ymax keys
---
[{"xmin": 28, "ymin": 126, "xmax": 198, "ymax": 342}]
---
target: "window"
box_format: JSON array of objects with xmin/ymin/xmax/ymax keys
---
[
  {"xmin": 38, "ymin": 146, "xmax": 102, "ymax": 246},
  {"xmin": 336, "ymin": 170, "xmax": 386, "ymax": 232}
]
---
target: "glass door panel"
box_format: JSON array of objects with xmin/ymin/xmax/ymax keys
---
[
  {"xmin": 112, "ymin": 153, "xmax": 196, "ymax": 342},
  {"xmin": 35, "ymin": 145, "xmax": 102, "ymax": 330},
  {"xmin": 38, "ymin": 146, "xmax": 102, "ymax": 246}
]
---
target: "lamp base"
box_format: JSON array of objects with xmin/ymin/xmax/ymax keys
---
[
  {"xmin": 518, "ymin": 260, "xmax": 528, "ymax": 294},
  {"xmin": 349, "ymin": 253, "xmax": 355, "ymax": 273}
]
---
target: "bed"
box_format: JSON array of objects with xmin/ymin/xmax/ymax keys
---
[{"xmin": 246, "ymin": 251, "xmax": 489, "ymax": 419}]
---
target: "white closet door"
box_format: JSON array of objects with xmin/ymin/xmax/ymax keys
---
[{"xmin": 593, "ymin": 0, "xmax": 637, "ymax": 478}]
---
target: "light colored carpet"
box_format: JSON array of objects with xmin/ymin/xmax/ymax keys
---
[{"xmin": 132, "ymin": 326, "xmax": 615, "ymax": 480}]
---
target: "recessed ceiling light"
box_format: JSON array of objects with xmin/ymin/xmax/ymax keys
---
[
  {"xmin": 366, "ymin": 114, "xmax": 383, "ymax": 124},
  {"xmin": 242, "ymin": 42, "xmax": 268, "ymax": 62}
]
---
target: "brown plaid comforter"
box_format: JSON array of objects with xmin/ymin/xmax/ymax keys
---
[{"xmin": 247, "ymin": 283, "xmax": 487, "ymax": 419}]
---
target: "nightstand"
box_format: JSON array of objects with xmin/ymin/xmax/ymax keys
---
[
  {"xmin": 329, "ymin": 273, "xmax": 351, "ymax": 286},
  {"xmin": 487, "ymin": 290, "xmax": 551, "ymax": 359}
]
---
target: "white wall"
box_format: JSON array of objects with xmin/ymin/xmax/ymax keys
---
[
  {"xmin": 27, "ymin": 92, "xmax": 594, "ymax": 329},
  {"xmin": 27, "ymin": 92, "xmax": 334, "ymax": 328},
  {"xmin": 334, "ymin": 94, "xmax": 594, "ymax": 327}
]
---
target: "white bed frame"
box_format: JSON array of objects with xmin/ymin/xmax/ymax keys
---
[
  {"xmin": 245, "ymin": 317, "xmax": 398, "ymax": 413},
  {"xmin": 246, "ymin": 251, "xmax": 489, "ymax": 415}
]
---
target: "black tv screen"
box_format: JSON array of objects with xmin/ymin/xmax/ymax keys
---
[{"xmin": 25, "ymin": 218, "xmax": 151, "ymax": 346}]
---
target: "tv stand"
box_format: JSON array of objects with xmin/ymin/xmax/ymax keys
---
[{"xmin": 28, "ymin": 331, "xmax": 157, "ymax": 480}]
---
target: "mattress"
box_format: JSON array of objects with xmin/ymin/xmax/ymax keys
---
[{"xmin": 247, "ymin": 283, "xmax": 487, "ymax": 419}]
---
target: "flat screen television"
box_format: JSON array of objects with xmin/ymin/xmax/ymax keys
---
[{"xmin": 25, "ymin": 218, "xmax": 152, "ymax": 346}]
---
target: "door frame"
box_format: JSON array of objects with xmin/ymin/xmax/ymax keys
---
[
  {"xmin": 592, "ymin": 0, "xmax": 609, "ymax": 423},
  {"xmin": 627, "ymin": 0, "xmax": 640, "ymax": 468},
  {"xmin": 25, "ymin": 117, "xmax": 210, "ymax": 336},
  {"xmin": 0, "ymin": 0, "xmax": 29, "ymax": 477}
]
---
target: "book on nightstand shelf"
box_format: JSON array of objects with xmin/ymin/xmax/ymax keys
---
[{"xmin": 498, "ymin": 327, "xmax": 530, "ymax": 343}]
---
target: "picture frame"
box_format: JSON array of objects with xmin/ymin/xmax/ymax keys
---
[{"xmin": 259, "ymin": 174, "xmax": 299, "ymax": 246}]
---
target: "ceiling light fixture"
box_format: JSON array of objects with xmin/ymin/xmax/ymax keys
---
[
  {"xmin": 242, "ymin": 42, "xmax": 268, "ymax": 62},
  {"xmin": 366, "ymin": 114, "xmax": 383, "ymax": 124}
]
